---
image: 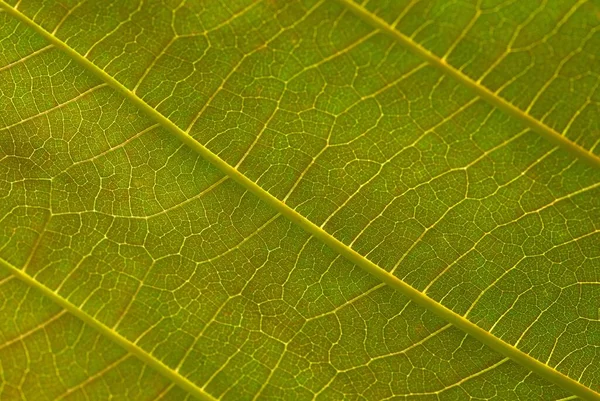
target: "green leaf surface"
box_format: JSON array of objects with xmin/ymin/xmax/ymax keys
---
[
  {"xmin": 0, "ymin": 0, "xmax": 598, "ymax": 400},
  {"xmin": 348, "ymin": 0, "xmax": 600, "ymax": 156}
]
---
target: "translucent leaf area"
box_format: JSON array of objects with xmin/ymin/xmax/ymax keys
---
[{"xmin": 0, "ymin": 1, "xmax": 598, "ymax": 400}]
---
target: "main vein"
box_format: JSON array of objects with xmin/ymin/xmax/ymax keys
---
[
  {"xmin": 335, "ymin": 0, "xmax": 600, "ymax": 168},
  {"xmin": 0, "ymin": 2, "xmax": 598, "ymax": 401},
  {"xmin": 0, "ymin": 257, "xmax": 218, "ymax": 401}
]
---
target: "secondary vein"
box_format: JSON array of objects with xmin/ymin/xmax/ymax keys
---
[
  {"xmin": 335, "ymin": 0, "xmax": 600, "ymax": 168},
  {"xmin": 0, "ymin": 2, "xmax": 598, "ymax": 400},
  {"xmin": 0, "ymin": 257, "xmax": 218, "ymax": 401}
]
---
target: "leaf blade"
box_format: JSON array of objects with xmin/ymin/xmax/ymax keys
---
[{"xmin": 0, "ymin": 1, "xmax": 599, "ymax": 400}]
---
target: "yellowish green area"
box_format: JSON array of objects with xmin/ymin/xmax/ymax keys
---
[{"xmin": 0, "ymin": 0, "xmax": 598, "ymax": 400}]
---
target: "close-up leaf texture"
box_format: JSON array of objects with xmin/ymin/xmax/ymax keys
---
[{"xmin": 0, "ymin": 0, "xmax": 599, "ymax": 400}]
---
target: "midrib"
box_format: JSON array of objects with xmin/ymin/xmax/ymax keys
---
[
  {"xmin": 0, "ymin": 257, "xmax": 217, "ymax": 401},
  {"xmin": 0, "ymin": 2, "xmax": 598, "ymax": 401},
  {"xmin": 335, "ymin": 0, "xmax": 600, "ymax": 168}
]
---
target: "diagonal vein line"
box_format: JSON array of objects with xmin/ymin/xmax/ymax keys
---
[
  {"xmin": 334, "ymin": 0, "xmax": 600, "ymax": 168},
  {"xmin": 0, "ymin": 310, "xmax": 67, "ymax": 351},
  {"xmin": 55, "ymin": 354, "xmax": 131, "ymax": 401},
  {"xmin": 0, "ymin": 83, "xmax": 107, "ymax": 132},
  {"xmin": 1, "ymin": 2, "xmax": 598, "ymax": 401},
  {"xmin": 0, "ymin": 256, "xmax": 217, "ymax": 401},
  {"xmin": 0, "ymin": 44, "xmax": 53, "ymax": 72}
]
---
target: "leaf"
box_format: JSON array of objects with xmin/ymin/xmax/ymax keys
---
[{"xmin": 0, "ymin": 0, "xmax": 598, "ymax": 400}]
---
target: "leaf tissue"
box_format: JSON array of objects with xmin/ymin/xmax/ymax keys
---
[{"xmin": 0, "ymin": 0, "xmax": 599, "ymax": 400}]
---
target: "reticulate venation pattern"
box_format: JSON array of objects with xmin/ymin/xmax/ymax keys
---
[{"xmin": 0, "ymin": 0, "xmax": 598, "ymax": 400}]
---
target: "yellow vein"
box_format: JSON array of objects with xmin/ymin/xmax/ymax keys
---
[
  {"xmin": 55, "ymin": 354, "xmax": 131, "ymax": 401},
  {"xmin": 335, "ymin": 0, "xmax": 600, "ymax": 168},
  {"xmin": 411, "ymin": 357, "xmax": 510, "ymax": 396},
  {"xmin": 0, "ymin": 257, "xmax": 218, "ymax": 401},
  {"xmin": 0, "ymin": 310, "xmax": 67, "ymax": 351},
  {"xmin": 0, "ymin": 44, "xmax": 52, "ymax": 73},
  {"xmin": 1, "ymin": 2, "xmax": 598, "ymax": 401},
  {"xmin": 0, "ymin": 83, "xmax": 106, "ymax": 132}
]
